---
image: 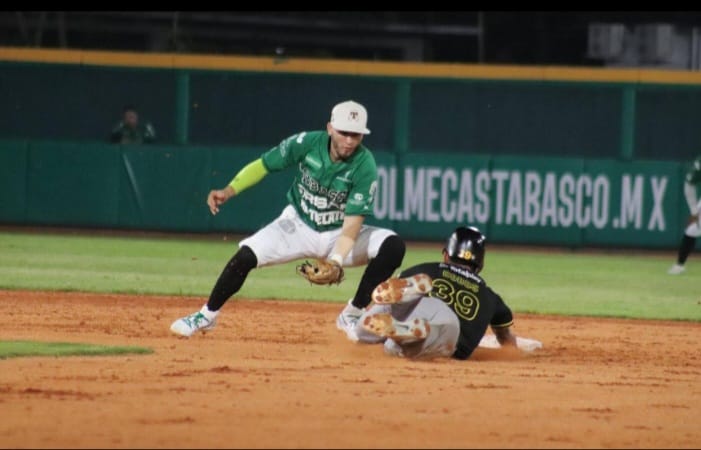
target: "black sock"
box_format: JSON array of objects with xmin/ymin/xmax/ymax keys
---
[
  {"xmin": 206, "ymin": 246, "xmax": 258, "ymax": 311},
  {"xmin": 677, "ymin": 234, "xmax": 696, "ymax": 265},
  {"xmin": 351, "ymin": 235, "xmax": 406, "ymax": 309}
]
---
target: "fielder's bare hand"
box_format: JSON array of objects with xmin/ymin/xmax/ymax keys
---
[{"xmin": 207, "ymin": 186, "xmax": 235, "ymax": 215}]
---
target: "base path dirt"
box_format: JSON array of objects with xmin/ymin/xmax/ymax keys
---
[{"xmin": 0, "ymin": 289, "xmax": 699, "ymax": 449}]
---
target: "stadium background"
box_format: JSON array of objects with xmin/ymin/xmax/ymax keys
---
[
  {"xmin": 1, "ymin": 12, "xmax": 700, "ymax": 449},
  {"xmin": 3, "ymin": 12, "xmax": 701, "ymax": 249}
]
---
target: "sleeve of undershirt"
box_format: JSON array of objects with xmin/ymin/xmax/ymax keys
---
[{"xmin": 228, "ymin": 158, "xmax": 269, "ymax": 195}]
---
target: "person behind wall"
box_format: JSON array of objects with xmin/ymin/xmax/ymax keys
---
[
  {"xmin": 668, "ymin": 155, "xmax": 701, "ymax": 275},
  {"xmin": 109, "ymin": 105, "xmax": 156, "ymax": 144}
]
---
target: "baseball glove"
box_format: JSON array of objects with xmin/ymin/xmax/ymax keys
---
[{"xmin": 296, "ymin": 259, "xmax": 345, "ymax": 286}]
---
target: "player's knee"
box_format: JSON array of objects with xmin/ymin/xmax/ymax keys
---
[
  {"xmin": 232, "ymin": 245, "xmax": 258, "ymax": 272},
  {"xmin": 378, "ymin": 234, "xmax": 406, "ymax": 268}
]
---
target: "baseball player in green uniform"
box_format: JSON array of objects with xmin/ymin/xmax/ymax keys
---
[
  {"xmin": 170, "ymin": 100, "xmax": 405, "ymax": 338},
  {"xmin": 355, "ymin": 226, "xmax": 541, "ymax": 359},
  {"xmin": 668, "ymin": 155, "xmax": 701, "ymax": 274}
]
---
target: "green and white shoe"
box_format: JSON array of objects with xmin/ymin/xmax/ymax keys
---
[{"xmin": 170, "ymin": 311, "xmax": 217, "ymax": 337}]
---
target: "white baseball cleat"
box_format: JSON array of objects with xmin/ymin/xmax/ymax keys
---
[
  {"xmin": 170, "ymin": 311, "xmax": 217, "ymax": 337},
  {"xmin": 371, "ymin": 273, "xmax": 433, "ymax": 305},
  {"xmin": 336, "ymin": 299, "xmax": 363, "ymax": 342},
  {"xmin": 667, "ymin": 264, "xmax": 685, "ymax": 275},
  {"xmin": 361, "ymin": 313, "xmax": 430, "ymax": 344}
]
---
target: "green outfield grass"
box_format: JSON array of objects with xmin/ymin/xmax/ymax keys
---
[{"xmin": 0, "ymin": 230, "xmax": 698, "ymax": 321}]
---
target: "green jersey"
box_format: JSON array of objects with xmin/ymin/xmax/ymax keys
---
[
  {"xmin": 261, "ymin": 130, "xmax": 378, "ymax": 231},
  {"xmin": 685, "ymin": 156, "xmax": 701, "ymax": 185}
]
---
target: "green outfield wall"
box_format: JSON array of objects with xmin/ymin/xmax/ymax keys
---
[
  {"xmin": 0, "ymin": 47, "xmax": 698, "ymax": 248},
  {"xmin": 0, "ymin": 140, "xmax": 690, "ymax": 248}
]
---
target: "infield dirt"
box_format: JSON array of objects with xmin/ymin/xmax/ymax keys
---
[{"xmin": 0, "ymin": 289, "xmax": 699, "ymax": 449}]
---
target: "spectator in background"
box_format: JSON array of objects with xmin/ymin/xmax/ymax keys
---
[
  {"xmin": 109, "ymin": 105, "xmax": 156, "ymax": 144},
  {"xmin": 668, "ymin": 155, "xmax": 701, "ymax": 274}
]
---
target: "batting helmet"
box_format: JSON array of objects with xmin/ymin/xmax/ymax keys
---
[{"xmin": 444, "ymin": 226, "xmax": 486, "ymax": 273}]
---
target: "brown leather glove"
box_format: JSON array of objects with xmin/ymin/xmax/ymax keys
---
[{"xmin": 296, "ymin": 259, "xmax": 345, "ymax": 286}]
